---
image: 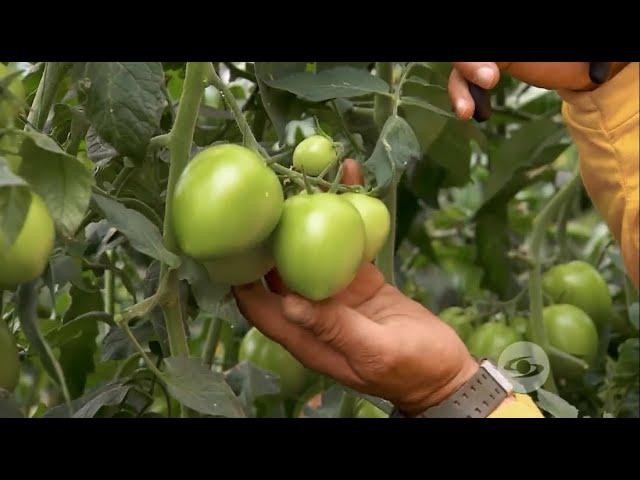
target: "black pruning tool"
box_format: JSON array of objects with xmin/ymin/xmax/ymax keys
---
[{"xmin": 468, "ymin": 62, "xmax": 612, "ymax": 122}]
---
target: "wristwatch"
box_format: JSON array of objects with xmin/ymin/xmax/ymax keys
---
[{"xmin": 391, "ymin": 359, "xmax": 514, "ymax": 418}]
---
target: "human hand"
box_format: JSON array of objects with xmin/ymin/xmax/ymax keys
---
[
  {"xmin": 233, "ymin": 159, "xmax": 478, "ymax": 415},
  {"xmin": 448, "ymin": 62, "xmax": 629, "ymax": 120}
]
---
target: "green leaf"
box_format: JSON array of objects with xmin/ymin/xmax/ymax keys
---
[
  {"xmin": 43, "ymin": 380, "xmax": 128, "ymax": 418},
  {"xmin": 483, "ymin": 118, "xmax": 568, "ymax": 204},
  {"xmin": 613, "ymin": 338, "xmax": 639, "ymax": 383},
  {"xmin": 162, "ymin": 356, "xmax": 246, "ymax": 418},
  {"xmin": 0, "ymin": 161, "xmax": 31, "ymax": 248},
  {"xmin": 101, "ymin": 322, "xmax": 156, "ymax": 361},
  {"xmin": 85, "ymin": 126, "xmax": 118, "ymax": 166},
  {"xmin": 45, "ymin": 311, "xmax": 113, "ymax": 349},
  {"xmin": 72, "ymin": 383, "xmax": 133, "ymax": 418},
  {"xmin": 85, "ymin": 62, "xmax": 166, "ymax": 158},
  {"xmin": 18, "ymin": 130, "xmax": 93, "ymax": 237},
  {"xmin": 255, "ymin": 62, "xmax": 308, "ymax": 144},
  {"xmin": 266, "ymin": 66, "xmax": 389, "ymax": 102},
  {"xmin": 226, "ymin": 360, "xmax": 281, "ymax": 410},
  {"xmin": 177, "ymin": 256, "xmax": 229, "ymax": 313},
  {"xmin": 92, "ymin": 193, "xmax": 180, "ymax": 268},
  {"xmin": 536, "ymin": 388, "xmax": 579, "ymax": 418},
  {"xmin": 364, "ymin": 115, "xmax": 421, "ymax": 195},
  {"xmin": 60, "ymin": 287, "xmax": 102, "ymax": 398}
]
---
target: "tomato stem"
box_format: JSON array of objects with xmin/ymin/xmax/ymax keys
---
[
  {"xmin": 337, "ymin": 392, "xmax": 357, "ymax": 418},
  {"xmin": 201, "ymin": 316, "xmax": 223, "ymax": 368},
  {"xmin": 26, "ymin": 62, "xmax": 66, "ymax": 131},
  {"xmin": 373, "ymin": 63, "xmax": 397, "ymax": 284},
  {"xmin": 205, "ymin": 63, "xmax": 270, "ymax": 160}
]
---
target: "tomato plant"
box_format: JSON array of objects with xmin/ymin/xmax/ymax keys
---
[
  {"xmin": 273, "ymin": 192, "xmax": 366, "ymax": 301},
  {"xmin": 0, "ymin": 61, "xmax": 636, "ymax": 419},
  {"xmin": 292, "ymin": 134, "xmax": 337, "ymax": 176}
]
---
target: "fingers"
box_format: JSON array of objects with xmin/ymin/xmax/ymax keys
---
[
  {"xmin": 448, "ymin": 68, "xmax": 475, "ymax": 120},
  {"xmin": 331, "ymin": 262, "xmax": 386, "ymax": 308},
  {"xmin": 451, "ymin": 62, "xmax": 500, "ymax": 89},
  {"xmin": 233, "ymin": 282, "xmax": 364, "ymax": 387},
  {"xmin": 341, "ymin": 158, "xmax": 364, "ymax": 186},
  {"xmin": 281, "ymin": 293, "xmax": 389, "ymax": 362}
]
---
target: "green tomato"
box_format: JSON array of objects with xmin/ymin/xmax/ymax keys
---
[
  {"xmin": 543, "ymin": 304, "xmax": 598, "ymax": 377},
  {"xmin": 510, "ymin": 315, "xmax": 529, "ymax": 337},
  {"xmin": 204, "ymin": 241, "xmax": 274, "ymax": 286},
  {"xmin": 0, "ymin": 320, "xmax": 20, "ymax": 392},
  {"xmin": 355, "ymin": 399, "xmax": 388, "ymax": 418},
  {"xmin": 439, "ymin": 306, "xmax": 476, "ymax": 343},
  {"xmin": 273, "ymin": 192, "xmax": 365, "ymax": 301},
  {"xmin": 239, "ymin": 327, "xmax": 309, "ymax": 399},
  {"xmin": 0, "ymin": 192, "xmax": 55, "ymax": 289},
  {"xmin": 466, "ymin": 322, "xmax": 523, "ymax": 361},
  {"xmin": 292, "ymin": 135, "xmax": 337, "ymax": 176},
  {"xmin": 172, "ymin": 144, "xmax": 284, "ymax": 259},
  {"xmin": 0, "ymin": 63, "xmax": 25, "ymax": 128},
  {"xmin": 340, "ymin": 193, "xmax": 390, "ymax": 262},
  {"xmin": 542, "ymin": 261, "xmax": 612, "ymax": 329}
]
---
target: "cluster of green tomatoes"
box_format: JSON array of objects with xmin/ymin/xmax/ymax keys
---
[
  {"xmin": 172, "ymin": 135, "xmax": 391, "ymax": 301},
  {"xmin": 440, "ymin": 261, "xmax": 612, "ymax": 381}
]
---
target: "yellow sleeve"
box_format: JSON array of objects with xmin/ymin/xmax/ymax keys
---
[
  {"xmin": 558, "ymin": 63, "xmax": 639, "ymax": 289},
  {"xmin": 488, "ymin": 394, "xmax": 545, "ymax": 418}
]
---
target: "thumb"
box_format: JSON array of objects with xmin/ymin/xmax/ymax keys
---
[{"xmin": 281, "ymin": 294, "xmax": 387, "ymax": 357}]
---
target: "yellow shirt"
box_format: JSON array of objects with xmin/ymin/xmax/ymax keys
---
[
  {"xmin": 491, "ymin": 63, "xmax": 639, "ymax": 418},
  {"xmin": 559, "ymin": 62, "xmax": 639, "ymax": 289}
]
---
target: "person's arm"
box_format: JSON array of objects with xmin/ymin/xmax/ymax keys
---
[{"xmin": 558, "ymin": 62, "xmax": 639, "ymax": 289}]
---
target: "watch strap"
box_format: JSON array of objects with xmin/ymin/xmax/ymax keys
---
[{"xmin": 392, "ymin": 359, "xmax": 513, "ymax": 418}]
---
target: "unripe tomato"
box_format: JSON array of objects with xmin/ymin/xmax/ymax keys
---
[
  {"xmin": 510, "ymin": 315, "xmax": 529, "ymax": 337},
  {"xmin": 543, "ymin": 304, "xmax": 598, "ymax": 377},
  {"xmin": 292, "ymin": 135, "xmax": 337, "ymax": 176},
  {"xmin": 0, "ymin": 320, "xmax": 20, "ymax": 392},
  {"xmin": 355, "ymin": 399, "xmax": 388, "ymax": 418},
  {"xmin": 172, "ymin": 144, "xmax": 284, "ymax": 259},
  {"xmin": 0, "ymin": 192, "xmax": 55, "ymax": 289},
  {"xmin": 0, "ymin": 63, "xmax": 25, "ymax": 128},
  {"xmin": 273, "ymin": 192, "xmax": 365, "ymax": 301},
  {"xmin": 439, "ymin": 306, "xmax": 476, "ymax": 342},
  {"xmin": 466, "ymin": 322, "xmax": 523, "ymax": 361},
  {"xmin": 340, "ymin": 193, "xmax": 390, "ymax": 262},
  {"xmin": 204, "ymin": 241, "xmax": 274, "ymax": 286},
  {"xmin": 542, "ymin": 261, "xmax": 611, "ymax": 329},
  {"xmin": 239, "ymin": 327, "xmax": 309, "ymax": 399}
]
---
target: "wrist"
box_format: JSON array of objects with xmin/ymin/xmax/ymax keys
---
[
  {"xmin": 576, "ymin": 62, "xmax": 630, "ymax": 92},
  {"xmin": 397, "ymin": 355, "xmax": 480, "ymax": 416}
]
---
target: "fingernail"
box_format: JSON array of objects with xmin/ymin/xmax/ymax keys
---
[
  {"xmin": 475, "ymin": 67, "xmax": 496, "ymax": 88},
  {"xmin": 455, "ymin": 99, "xmax": 469, "ymax": 118}
]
